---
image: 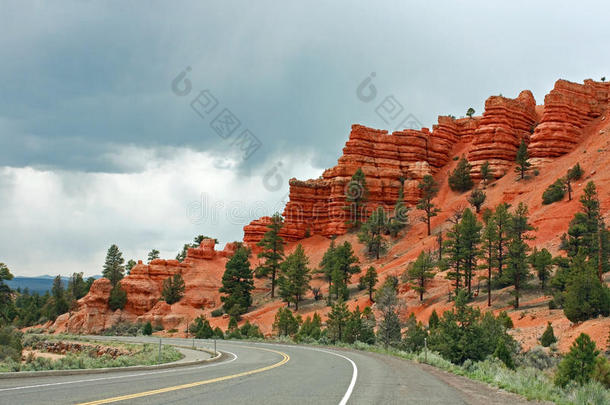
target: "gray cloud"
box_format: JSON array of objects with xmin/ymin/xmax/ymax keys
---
[{"xmin": 1, "ymin": 0, "xmax": 609, "ymax": 275}]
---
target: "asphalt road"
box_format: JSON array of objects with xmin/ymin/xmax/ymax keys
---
[{"xmin": 0, "ymin": 337, "xmax": 535, "ymax": 405}]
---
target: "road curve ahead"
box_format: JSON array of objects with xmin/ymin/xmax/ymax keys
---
[{"xmin": 0, "ymin": 337, "xmax": 532, "ymax": 405}]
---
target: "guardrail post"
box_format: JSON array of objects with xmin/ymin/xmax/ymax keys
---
[{"xmin": 158, "ymin": 338, "xmax": 162, "ymax": 364}]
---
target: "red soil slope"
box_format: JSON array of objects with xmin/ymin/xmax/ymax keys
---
[{"xmin": 50, "ymin": 78, "xmax": 610, "ymax": 353}]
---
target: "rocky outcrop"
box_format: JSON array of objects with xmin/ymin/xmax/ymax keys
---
[
  {"xmin": 467, "ymin": 91, "xmax": 538, "ymax": 178},
  {"xmin": 51, "ymin": 239, "xmax": 232, "ymax": 334},
  {"xmin": 530, "ymin": 79, "xmax": 610, "ymax": 159}
]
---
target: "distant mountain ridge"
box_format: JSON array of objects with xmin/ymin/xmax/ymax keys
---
[{"xmin": 6, "ymin": 275, "xmax": 101, "ymax": 294}]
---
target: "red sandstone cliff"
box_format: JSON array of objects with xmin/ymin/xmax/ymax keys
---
[{"xmin": 50, "ymin": 78, "xmax": 610, "ymax": 351}]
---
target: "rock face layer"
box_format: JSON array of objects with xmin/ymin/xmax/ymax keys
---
[
  {"xmin": 530, "ymin": 80, "xmax": 610, "ymax": 159},
  {"xmin": 467, "ymin": 90, "xmax": 538, "ymax": 179}
]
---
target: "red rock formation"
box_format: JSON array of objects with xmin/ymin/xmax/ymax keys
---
[
  {"xmin": 530, "ymin": 79, "xmax": 610, "ymax": 159},
  {"xmin": 467, "ymin": 90, "xmax": 538, "ymax": 178},
  {"xmin": 51, "ymin": 239, "xmax": 232, "ymax": 334}
]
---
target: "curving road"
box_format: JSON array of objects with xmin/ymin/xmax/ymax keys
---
[{"xmin": 0, "ymin": 337, "xmax": 536, "ymax": 404}]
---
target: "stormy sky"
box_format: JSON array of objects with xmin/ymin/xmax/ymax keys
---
[{"xmin": 1, "ymin": 1, "xmax": 609, "ymax": 277}]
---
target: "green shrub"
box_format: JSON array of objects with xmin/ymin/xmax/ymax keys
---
[
  {"xmin": 0, "ymin": 327, "xmax": 22, "ymax": 362},
  {"xmin": 211, "ymin": 308, "xmax": 223, "ymax": 317},
  {"xmin": 142, "ymin": 322, "xmax": 153, "ymax": 336},
  {"xmin": 448, "ymin": 157, "xmax": 474, "ymax": 192},
  {"xmin": 542, "ymin": 178, "xmax": 566, "ymax": 204},
  {"xmin": 103, "ymin": 321, "xmax": 143, "ymax": 336}
]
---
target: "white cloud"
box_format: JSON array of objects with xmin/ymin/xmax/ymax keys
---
[{"xmin": 0, "ymin": 146, "xmax": 322, "ymax": 277}]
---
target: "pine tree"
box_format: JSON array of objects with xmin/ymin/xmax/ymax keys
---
[
  {"xmin": 480, "ymin": 214, "xmax": 498, "ymax": 306},
  {"xmin": 375, "ymin": 280, "xmax": 401, "ymax": 348},
  {"xmin": 417, "ymin": 175, "xmax": 440, "ymax": 236},
  {"xmin": 563, "ymin": 252, "xmax": 610, "ymax": 323},
  {"xmin": 480, "ymin": 161, "xmax": 493, "ymax": 188},
  {"xmin": 102, "ymin": 244, "xmax": 125, "ymax": 287},
  {"xmin": 540, "ymin": 322, "xmax": 557, "ymax": 347},
  {"xmin": 448, "ymin": 156, "xmax": 474, "ymax": 192},
  {"xmin": 515, "ymin": 139, "xmax": 531, "ymax": 180},
  {"xmin": 125, "ymin": 259, "xmax": 137, "ymax": 275},
  {"xmin": 143, "ymin": 321, "xmax": 153, "ymax": 336},
  {"xmin": 565, "ymin": 163, "xmax": 583, "ymax": 201},
  {"xmin": 51, "ymin": 275, "xmax": 69, "ymax": 317},
  {"xmin": 147, "ymin": 249, "xmax": 160, "ymax": 263},
  {"xmin": 327, "ymin": 299, "xmax": 351, "ymax": 343},
  {"xmin": 344, "ymin": 168, "xmax": 369, "ymax": 229},
  {"xmin": 220, "ymin": 247, "xmax": 254, "ymax": 316},
  {"xmin": 358, "ymin": 206, "xmax": 388, "ymax": 259},
  {"xmin": 162, "ymin": 273, "xmax": 186, "ymax": 305},
  {"xmin": 494, "ymin": 339, "xmax": 515, "ymax": 369},
  {"xmin": 108, "ymin": 284, "xmax": 127, "ymax": 311},
  {"xmin": 278, "ymin": 244, "xmax": 311, "ymax": 310},
  {"xmin": 506, "ymin": 203, "xmax": 534, "ymax": 308},
  {"xmin": 428, "ymin": 309, "xmax": 440, "ymax": 329},
  {"xmin": 459, "ymin": 209, "xmax": 482, "ymax": 296},
  {"xmin": 256, "ymin": 213, "xmax": 285, "ymax": 298},
  {"xmin": 494, "ymin": 203, "xmax": 511, "ymax": 282},
  {"xmin": 405, "ymin": 251, "xmax": 435, "ymax": 301},
  {"xmin": 361, "ymin": 266, "xmax": 378, "ymax": 302},
  {"xmin": 318, "ymin": 239, "xmax": 337, "ymax": 306},
  {"xmin": 529, "ymin": 247, "xmax": 552, "ymax": 290},
  {"xmin": 542, "ymin": 178, "xmax": 566, "ymax": 205},
  {"xmin": 389, "ymin": 183, "xmax": 409, "ymax": 237},
  {"xmin": 468, "ymin": 188, "xmax": 486, "ymax": 213},
  {"xmin": 333, "ymin": 242, "xmax": 360, "ymax": 301},
  {"xmin": 466, "ymin": 107, "xmax": 475, "ymax": 118},
  {"xmin": 555, "ymin": 333, "xmax": 600, "ymax": 386}
]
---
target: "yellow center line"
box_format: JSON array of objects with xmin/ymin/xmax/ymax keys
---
[{"xmin": 76, "ymin": 347, "xmax": 290, "ymax": 405}]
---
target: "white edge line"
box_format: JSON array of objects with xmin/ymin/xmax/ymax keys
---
[
  {"xmin": 223, "ymin": 341, "xmax": 358, "ymax": 405},
  {"xmin": 0, "ymin": 350, "xmax": 238, "ymax": 393}
]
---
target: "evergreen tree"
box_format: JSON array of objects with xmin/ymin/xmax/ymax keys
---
[
  {"xmin": 460, "ymin": 209, "xmax": 483, "ymax": 296},
  {"xmin": 162, "ymin": 273, "xmax": 186, "ymax": 305},
  {"xmin": 102, "ymin": 244, "xmax": 125, "ymax": 287},
  {"xmin": 296, "ymin": 312, "xmax": 322, "ymax": 341},
  {"xmin": 318, "ymin": 240, "xmax": 337, "ymax": 306},
  {"xmin": 480, "ymin": 213, "xmax": 498, "ymax": 306},
  {"xmin": 555, "ymin": 333, "xmax": 600, "ymax": 386},
  {"xmin": 143, "ymin": 321, "xmax": 153, "ymax": 336},
  {"xmin": 565, "ymin": 163, "xmax": 583, "ymax": 201},
  {"xmin": 345, "ymin": 306, "xmax": 376, "ymax": 344},
  {"xmin": 256, "ymin": 212, "xmax": 285, "ymax": 298},
  {"xmin": 67, "ymin": 272, "xmax": 88, "ymax": 301},
  {"xmin": 388, "ymin": 183, "xmax": 409, "ymax": 237},
  {"xmin": 480, "ymin": 161, "xmax": 493, "ymax": 188},
  {"xmin": 563, "ymin": 252, "xmax": 610, "ymax": 323},
  {"xmin": 361, "ymin": 266, "xmax": 378, "ymax": 302},
  {"xmin": 220, "ymin": 247, "xmax": 254, "ymax": 316},
  {"xmin": 466, "ymin": 107, "xmax": 475, "ymax": 118},
  {"xmin": 332, "ymin": 242, "xmax": 360, "ymax": 301},
  {"xmin": 327, "ymin": 299, "xmax": 351, "ymax": 343},
  {"xmin": 448, "ymin": 157, "xmax": 474, "ymax": 192},
  {"xmin": 494, "ymin": 203, "xmax": 511, "ymax": 282},
  {"xmin": 494, "ymin": 339, "xmax": 515, "ymax": 369},
  {"xmin": 108, "ymin": 284, "xmax": 127, "ymax": 311},
  {"xmin": 506, "ymin": 203, "xmax": 535, "ymax": 308},
  {"xmin": 540, "ymin": 322, "xmax": 557, "ymax": 347},
  {"xmin": 428, "ymin": 309, "xmax": 440, "ymax": 329},
  {"xmin": 51, "ymin": 275, "xmax": 69, "ymax": 317},
  {"xmin": 417, "ymin": 175, "xmax": 440, "ymax": 236},
  {"xmin": 404, "ymin": 251, "xmax": 435, "ymax": 301},
  {"xmin": 468, "ymin": 188, "xmax": 486, "ymax": 213},
  {"xmin": 402, "ymin": 313, "xmax": 427, "ymax": 352},
  {"xmin": 147, "ymin": 249, "xmax": 160, "ymax": 263},
  {"xmin": 344, "ymin": 168, "xmax": 369, "ymax": 229},
  {"xmin": 515, "ymin": 139, "xmax": 531, "ymax": 180},
  {"xmin": 278, "ymin": 244, "xmax": 311, "ymax": 310},
  {"xmin": 358, "ymin": 206, "xmax": 388, "ymax": 259},
  {"xmin": 125, "ymin": 259, "xmax": 137, "ymax": 275},
  {"xmin": 529, "ymin": 248, "xmax": 552, "ymax": 290},
  {"xmin": 375, "ymin": 280, "xmax": 402, "ymax": 348}
]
